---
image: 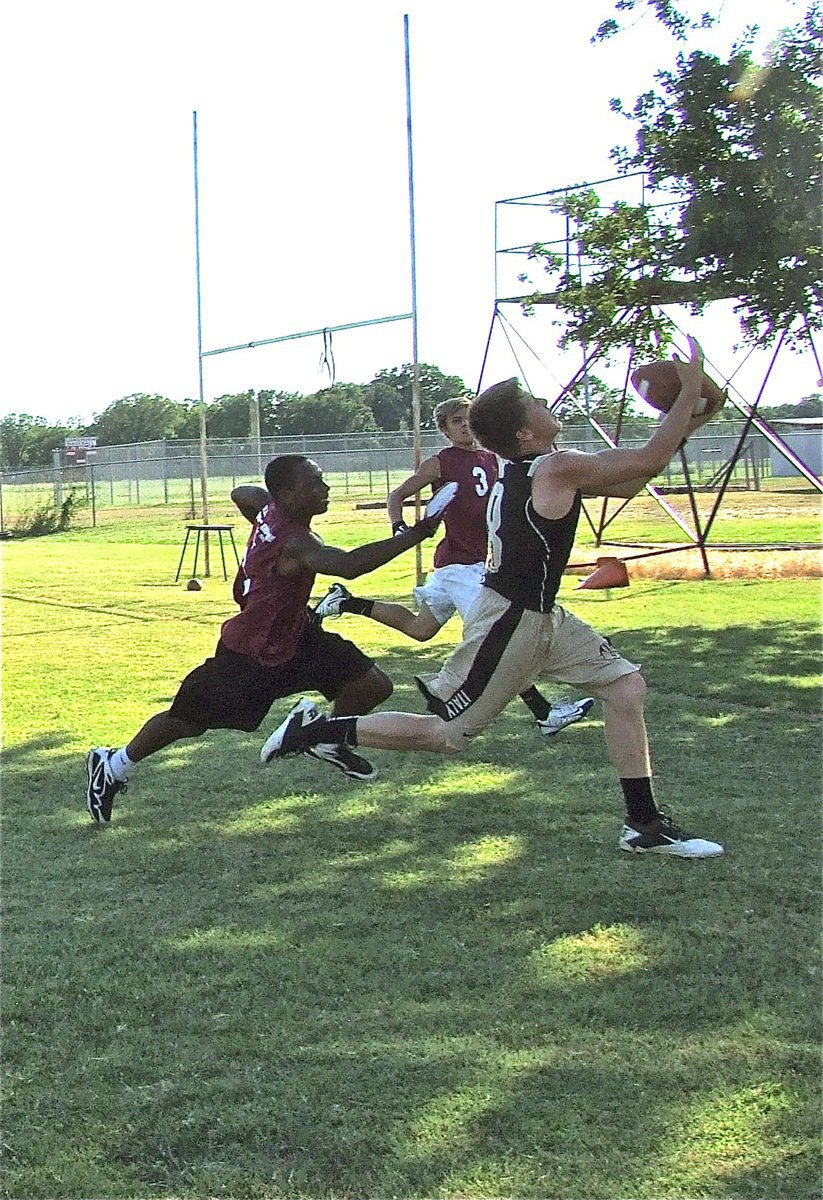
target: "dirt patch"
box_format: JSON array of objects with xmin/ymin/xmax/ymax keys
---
[{"xmin": 570, "ymin": 547, "xmax": 821, "ymax": 581}]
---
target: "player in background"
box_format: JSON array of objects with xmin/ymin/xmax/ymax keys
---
[
  {"xmin": 261, "ymin": 340, "xmax": 726, "ymax": 859},
  {"xmin": 85, "ymin": 454, "xmax": 452, "ymax": 824},
  {"xmin": 312, "ymin": 396, "xmax": 593, "ymax": 737}
]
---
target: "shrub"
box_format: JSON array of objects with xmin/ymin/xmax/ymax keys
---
[{"xmin": 11, "ymin": 489, "xmax": 81, "ymax": 537}]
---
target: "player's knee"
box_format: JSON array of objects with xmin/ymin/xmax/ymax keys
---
[
  {"xmin": 412, "ymin": 716, "xmax": 463, "ymax": 754},
  {"xmin": 369, "ymin": 671, "xmax": 393, "ymax": 705},
  {"xmin": 340, "ymin": 667, "xmax": 393, "ymax": 711},
  {"xmin": 440, "ymin": 723, "xmax": 469, "ymax": 755},
  {"xmin": 629, "ymin": 670, "xmax": 647, "ymax": 705},
  {"xmin": 408, "ymin": 616, "xmax": 439, "ymax": 642},
  {"xmin": 609, "ymin": 670, "xmax": 647, "ymax": 712}
]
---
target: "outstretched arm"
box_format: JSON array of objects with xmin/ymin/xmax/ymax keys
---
[
  {"xmin": 282, "ymin": 516, "xmax": 440, "ymax": 580},
  {"xmin": 387, "ymin": 455, "xmax": 441, "ymax": 528}
]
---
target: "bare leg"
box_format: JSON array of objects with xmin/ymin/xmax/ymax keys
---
[
  {"xmin": 126, "ymin": 711, "xmax": 204, "ymax": 763},
  {"xmin": 369, "ymin": 600, "xmax": 442, "ymax": 642},
  {"xmin": 331, "ymin": 665, "xmax": 393, "ymax": 716},
  {"xmin": 352, "ymin": 710, "xmax": 454, "ymax": 753},
  {"xmin": 600, "ymin": 672, "xmax": 651, "ymax": 777}
]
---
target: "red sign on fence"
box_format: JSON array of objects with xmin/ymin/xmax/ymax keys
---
[{"xmin": 64, "ymin": 437, "xmax": 97, "ymax": 466}]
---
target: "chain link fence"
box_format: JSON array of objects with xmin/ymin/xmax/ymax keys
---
[{"xmin": 0, "ymin": 423, "xmax": 813, "ymax": 534}]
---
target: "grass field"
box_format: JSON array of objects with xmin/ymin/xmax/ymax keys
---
[{"xmin": 2, "ymin": 503, "xmax": 822, "ymax": 1200}]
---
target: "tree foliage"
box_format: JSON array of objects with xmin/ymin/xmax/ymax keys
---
[
  {"xmin": 363, "ymin": 363, "xmax": 469, "ymax": 431},
  {"xmin": 205, "ymin": 390, "xmax": 282, "ymax": 439},
  {"xmin": 0, "ymin": 363, "xmax": 476, "ymax": 466},
  {"xmin": 88, "ymin": 393, "xmax": 199, "ymax": 444},
  {"xmin": 753, "ymin": 393, "xmax": 822, "ymax": 421},
  {"xmin": 521, "ymin": 4, "xmax": 822, "ymax": 360},
  {"xmin": 594, "ymin": 0, "xmax": 714, "ymax": 44},
  {"xmin": 0, "ymin": 413, "xmax": 82, "ymax": 470},
  {"xmin": 274, "ymin": 385, "xmax": 377, "ymax": 436},
  {"xmin": 556, "ymin": 373, "xmax": 646, "ymax": 424}
]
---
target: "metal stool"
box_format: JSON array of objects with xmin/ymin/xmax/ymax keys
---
[{"xmin": 175, "ymin": 524, "xmax": 240, "ymax": 582}]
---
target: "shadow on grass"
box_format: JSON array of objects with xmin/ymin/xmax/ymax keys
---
[
  {"xmin": 3, "ymin": 617, "xmax": 821, "ymax": 1198},
  {"xmin": 608, "ymin": 619, "xmax": 821, "ymax": 716}
]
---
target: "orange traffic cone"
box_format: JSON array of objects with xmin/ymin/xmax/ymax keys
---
[{"xmin": 576, "ymin": 556, "xmax": 630, "ymax": 590}]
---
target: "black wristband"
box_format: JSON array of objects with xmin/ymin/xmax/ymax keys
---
[{"xmin": 392, "ymin": 521, "xmax": 409, "ymax": 536}]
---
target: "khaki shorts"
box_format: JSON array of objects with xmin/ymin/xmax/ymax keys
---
[{"xmin": 416, "ymin": 588, "xmax": 638, "ymax": 742}]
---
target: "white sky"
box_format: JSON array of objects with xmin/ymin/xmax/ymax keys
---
[{"xmin": 1, "ymin": 0, "xmax": 815, "ymax": 427}]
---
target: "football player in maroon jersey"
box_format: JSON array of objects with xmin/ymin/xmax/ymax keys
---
[
  {"xmin": 313, "ymin": 396, "xmax": 593, "ymax": 737},
  {"xmin": 85, "ymin": 454, "xmax": 447, "ymax": 824}
]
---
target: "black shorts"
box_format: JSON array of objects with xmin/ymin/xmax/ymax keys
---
[{"xmin": 168, "ymin": 625, "xmax": 374, "ymax": 733}]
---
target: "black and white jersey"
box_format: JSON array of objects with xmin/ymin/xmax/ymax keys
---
[{"xmin": 482, "ymin": 455, "xmax": 581, "ymax": 613}]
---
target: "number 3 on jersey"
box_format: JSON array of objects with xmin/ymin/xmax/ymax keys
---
[{"xmin": 472, "ymin": 465, "xmax": 489, "ymax": 497}]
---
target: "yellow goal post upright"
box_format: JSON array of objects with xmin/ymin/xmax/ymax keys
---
[{"xmin": 190, "ymin": 14, "xmax": 424, "ymax": 582}]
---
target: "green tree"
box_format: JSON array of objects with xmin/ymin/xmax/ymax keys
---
[
  {"xmin": 594, "ymin": 0, "xmax": 715, "ymax": 44},
  {"xmin": 759, "ymin": 394, "xmax": 823, "ymax": 420},
  {"xmin": 0, "ymin": 414, "xmax": 81, "ymax": 469},
  {"xmin": 364, "ymin": 364, "xmax": 468, "ymax": 431},
  {"xmin": 204, "ymin": 391, "xmax": 254, "ymax": 440},
  {"xmin": 521, "ymin": 5, "xmax": 822, "ymax": 359},
  {"xmin": 558, "ymin": 373, "xmax": 647, "ymax": 424},
  {"xmin": 274, "ymin": 385, "xmax": 378, "ymax": 436},
  {"xmin": 205, "ymin": 390, "xmax": 285, "ymax": 439},
  {"xmin": 88, "ymin": 394, "xmax": 198, "ymax": 445}
]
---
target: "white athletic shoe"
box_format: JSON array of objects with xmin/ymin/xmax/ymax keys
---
[{"xmin": 537, "ymin": 697, "xmax": 595, "ymax": 737}]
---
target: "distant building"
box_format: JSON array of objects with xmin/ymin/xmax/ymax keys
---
[{"xmin": 769, "ymin": 419, "xmax": 822, "ymax": 478}]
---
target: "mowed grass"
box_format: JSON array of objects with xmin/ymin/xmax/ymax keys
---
[{"xmin": 2, "ymin": 507, "xmax": 821, "ymax": 1200}]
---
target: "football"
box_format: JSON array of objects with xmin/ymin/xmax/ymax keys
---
[
  {"xmin": 631, "ymin": 360, "xmax": 726, "ymax": 417},
  {"xmin": 186, "ymin": 578, "xmax": 203, "ymax": 591}
]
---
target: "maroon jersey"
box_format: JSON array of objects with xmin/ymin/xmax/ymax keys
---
[
  {"xmin": 432, "ymin": 446, "xmax": 498, "ymax": 568},
  {"xmin": 221, "ymin": 501, "xmax": 315, "ymax": 667}
]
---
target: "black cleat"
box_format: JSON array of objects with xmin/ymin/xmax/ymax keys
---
[
  {"xmin": 86, "ymin": 748, "xmax": 127, "ymax": 824},
  {"xmin": 619, "ymin": 812, "xmax": 724, "ymax": 858},
  {"xmin": 304, "ymin": 743, "xmax": 378, "ymax": 781}
]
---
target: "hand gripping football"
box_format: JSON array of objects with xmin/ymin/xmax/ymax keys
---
[
  {"xmin": 631, "ymin": 360, "xmax": 727, "ymax": 417},
  {"xmin": 424, "ymin": 480, "xmax": 459, "ymax": 522}
]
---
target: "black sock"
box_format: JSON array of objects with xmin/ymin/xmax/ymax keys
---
[
  {"xmin": 342, "ymin": 596, "xmax": 374, "ymax": 618},
  {"xmin": 518, "ymin": 685, "xmax": 551, "ymax": 721},
  {"xmin": 306, "ymin": 715, "xmax": 359, "ymax": 747},
  {"xmin": 620, "ymin": 777, "xmax": 659, "ymax": 827}
]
